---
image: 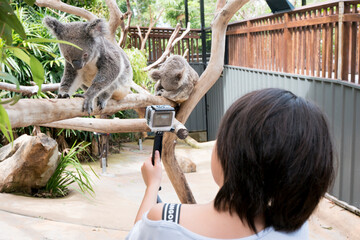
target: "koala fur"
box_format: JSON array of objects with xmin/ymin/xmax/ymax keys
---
[
  {"xmin": 43, "ymin": 17, "xmax": 133, "ymax": 114},
  {"xmin": 149, "ymin": 55, "xmax": 199, "ymax": 103}
]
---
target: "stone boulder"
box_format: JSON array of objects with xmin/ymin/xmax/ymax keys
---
[{"xmin": 0, "ymin": 134, "xmax": 59, "ymax": 194}]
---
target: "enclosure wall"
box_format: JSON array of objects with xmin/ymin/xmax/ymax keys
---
[{"xmin": 205, "ymin": 65, "xmax": 360, "ymax": 209}]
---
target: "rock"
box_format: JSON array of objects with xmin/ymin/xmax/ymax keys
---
[
  {"xmin": 176, "ymin": 154, "xmax": 196, "ymax": 173},
  {"xmin": 0, "ymin": 134, "xmax": 59, "ymax": 194}
]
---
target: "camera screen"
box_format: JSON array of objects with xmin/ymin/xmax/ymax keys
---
[{"xmin": 153, "ymin": 112, "xmax": 172, "ymax": 127}]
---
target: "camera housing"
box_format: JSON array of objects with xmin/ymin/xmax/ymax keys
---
[{"xmin": 145, "ymin": 105, "xmax": 175, "ymax": 132}]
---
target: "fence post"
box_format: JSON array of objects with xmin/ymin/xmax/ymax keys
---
[
  {"xmin": 283, "ymin": 13, "xmax": 291, "ymax": 73},
  {"xmin": 246, "ymin": 20, "xmax": 253, "ymax": 68},
  {"xmin": 338, "ymin": 1, "xmax": 350, "ymax": 80}
]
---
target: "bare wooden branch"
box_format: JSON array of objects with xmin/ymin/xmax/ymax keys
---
[
  {"xmin": 171, "ymin": 22, "xmax": 191, "ymax": 48},
  {"xmin": 0, "ymin": 82, "xmax": 60, "ymax": 96},
  {"xmin": 161, "ymin": 0, "xmax": 250, "ymax": 204},
  {"xmin": 4, "ymin": 94, "xmax": 176, "ymax": 128},
  {"xmin": 35, "ymin": 0, "xmax": 97, "ymax": 21},
  {"xmin": 105, "ymin": 0, "xmax": 124, "ymax": 41},
  {"xmin": 40, "ymin": 118, "xmax": 188, "ymax": 139},
  {"xmin": 143, "ymin": 23, "xmax": 186, "ymax": 72},
  {"xmin": 183, "ymin": 48, "xmax": 189, "ymax": 60},
  {"xmin": 42, "ymin": 118, "xmax": 150, "ymax": 133},
  {"xmin": 118, "ymin": 0, "xmax": 133, "ymax": 48},
  {"xmin": 130, "ymin": 81, "xmax": 151, "ymax": 95},
  {"xmin": 138, "ymin": 8, "xmax": 164, "ymax": 51}
]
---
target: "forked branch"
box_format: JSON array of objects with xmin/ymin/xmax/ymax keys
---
[
  {"xmin": 143, "ymin": 22, "xmax": 191, "ymax": 72},
  {"xmin": 137, "ymin": 7, "xmax": 164, "ymax": 51}
]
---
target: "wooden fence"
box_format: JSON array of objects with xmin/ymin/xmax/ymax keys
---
[
  {"xmin": 127, "ymin": 26, "xmax": 202, "ymax": 63},
  {"xmin": 226, "ymin": 0, "xmax": 360, "ymax": 84}
]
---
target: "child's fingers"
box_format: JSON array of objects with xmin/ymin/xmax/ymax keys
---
[{"xmin": 154, "ymin": 150, "xmax": 161, "ymax": 165}]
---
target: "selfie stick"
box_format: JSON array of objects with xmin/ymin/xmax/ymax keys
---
[
  {"xmin": 151, "ymin": 131, "xmax": 163, "ymax": 203},
  {"xmin": 152, "ymin": 131, "xmax": 163, "ymax": 165}
]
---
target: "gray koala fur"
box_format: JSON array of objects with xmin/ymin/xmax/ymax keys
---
[
  {"xmin": 149, "ymin": 55, "xmax": 199, "ymax": 103},
  {"xmin": 43, "ymin": 16, "xmax": 133, "ymax": 114}
]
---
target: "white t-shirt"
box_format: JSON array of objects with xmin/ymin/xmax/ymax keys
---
[{"xmin": 126, "ymin": 211, "xmax": 309, "ymax": 240}]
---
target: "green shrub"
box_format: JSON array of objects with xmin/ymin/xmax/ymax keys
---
[
  {"xmin": 44, "ymin": 141, "xmax": 97, "ymax": 198},
  {"xmin": 124, "ymin": 47, "xmax": 155, "ymax": 93}
]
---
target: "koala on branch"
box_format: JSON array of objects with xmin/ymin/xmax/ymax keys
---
[
  {"xmin": 149, "ymin": 55, "xmax": 199, "ymax": 103},
  {"xmin": 44, "ymin": 17, "xmax": 133, "ymax": 114}
]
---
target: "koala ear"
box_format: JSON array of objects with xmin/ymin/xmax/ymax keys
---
[
  {"xmin": 149, "ymin": 70, "xmax": 162, "ymax": 81},
  {"xmin": 86, "ymin": 18, "xmax": 109, "ymax": 38},
  {"xmin": 43, "ymin": 16, "xmax": 64, "ymax": 37},
  {"xmin": 174, "ymin": 70, "xmax": 184, "ymax": 81}
]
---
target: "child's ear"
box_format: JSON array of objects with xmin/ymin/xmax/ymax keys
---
[
  {"xmin": 86, "ymin": 18, "xmax": 108, "ymax": 38},
  {"xmin": 43, "ymin": 16, "xmax": 64, "ymax": 38}
]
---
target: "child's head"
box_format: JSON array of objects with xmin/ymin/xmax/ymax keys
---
[{"xmin": 213, "ymin": 88, "xmax": 335, "ymax": 233}]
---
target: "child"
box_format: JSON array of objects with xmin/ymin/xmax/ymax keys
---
[{"xmin": 126, "ymin": 88, "xmax": 335, "ymax": 240}]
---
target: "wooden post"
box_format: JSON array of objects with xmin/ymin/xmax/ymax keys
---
[
  {"xmin": 247, "ymin": 20, "xmax": 253, "ymax": 68},
  {"xmin": 338, "ymin": 1, "xmax": 350, "ymax": 81},
  {"xmin": 283, "ymin": 13, "xmax": 291, "ymax": 73}
]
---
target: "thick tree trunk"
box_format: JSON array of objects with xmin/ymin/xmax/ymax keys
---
[{"xmin": 161, "ymin": 0, "xmax": 250, "ymax": 204}]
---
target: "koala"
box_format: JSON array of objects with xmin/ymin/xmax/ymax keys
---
[
  {"xmin": 43, "ymin": 17, "xmax": 133, "ymax": 114},
  {"xmin": 149, "ymin": 55, "xmax": 199, "ymax": 103}
]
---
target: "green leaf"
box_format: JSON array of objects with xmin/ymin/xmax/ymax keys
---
[
  {"xmin": 0, "ymin": 71, "xmax": 19, "ymax": 88},
  {"xmin": 30, "ymin": 55, "xmax": 45, "ymax": 92},
  {"xmin": 24, "ymin": 38, "xmax": 83, "ymax": 50},
  {"xmin": 8, "ymin": 47, "xmax": 44, "ymax": 91},
  {"xmin": 0, "ymin": 0, "xmax": 26, "ymax": 39},
  {"xmin": 0, "ymin": 22, "xmax": 12, "ymax": 44},
  {"xmin": 0, "ymin": 104, "xmax": 13, "ymax": 144},
  {"xmin": 23, "ymin": 0, "xmax": 35, "ymax": 6}
]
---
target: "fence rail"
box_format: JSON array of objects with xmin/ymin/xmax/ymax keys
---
[
  {"xmin": 226, "ymin": 0, "xmax": 360, "ymax": 84},
  {"xmin": 127, "ymin": 26, "xmax": 202, "ymax": 63}
]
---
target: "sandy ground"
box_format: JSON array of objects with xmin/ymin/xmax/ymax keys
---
[{"xmin": 0, "ymin": 140, "xmax": 359, "ymax": 240}]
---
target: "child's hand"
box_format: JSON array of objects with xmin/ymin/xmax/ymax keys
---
[{"xmin": 141, "ymin": 150, "xmax": 162, "ymax": 189}]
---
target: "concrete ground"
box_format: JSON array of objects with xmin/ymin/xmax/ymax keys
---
[{"xmin": 0, "ymin": 140, "xmax": 359, "ymax": 240}]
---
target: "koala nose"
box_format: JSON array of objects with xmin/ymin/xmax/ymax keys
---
[{"xmin": 72, "ymin": 60, "xmax": 83, "ymax": 70}]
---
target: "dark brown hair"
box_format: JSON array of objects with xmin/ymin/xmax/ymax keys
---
[{"xmin": 214, "ymin": 88, "xmax": 335, "ymax": 233}]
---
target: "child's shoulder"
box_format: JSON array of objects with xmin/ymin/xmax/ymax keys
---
[{"xmin": 147, "ymin": 203, "xmax": 198, "ymax": 221}]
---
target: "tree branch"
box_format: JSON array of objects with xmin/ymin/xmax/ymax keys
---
[
  {"xmin": 4, "ymin": 94, "xmax": 176, "ymax": 128},
  {"xmin": 118, "ymin": 0, "xmax": 133, "ymax": 48},
  {"xmin": 0, "ymin": 82, "xmax": 60, "ymax": 96},
  {"xmin": 161, "ymin": 0, "xmax": 250, "ymax": 204},
  {"xmin": 35, "ymin": 0, "xmax": 97, "ymax": 21},
  {"xmin": 139, "ymin": 8, "xmax": 164, "ymax": 51},
  {"xmin": 40, "ymin": 118, "xmax": 188, "ymax": 139},
  {"xmin": 143, "ymin": 22, "xmax": 191, "ymax": 72}
]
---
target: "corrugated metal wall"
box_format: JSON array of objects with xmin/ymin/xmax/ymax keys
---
[
  {"xmin": 206, "ymin": 65, "xmax": 360, "ymax": 209},
  {"xmin": 185, "ymin": 64, "xmax": 206, "ymax": 132}
]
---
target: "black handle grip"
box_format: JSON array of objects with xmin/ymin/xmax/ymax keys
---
[{"xmin": 152, "ymin": 132, "xmax": 163, "ymax": 165}]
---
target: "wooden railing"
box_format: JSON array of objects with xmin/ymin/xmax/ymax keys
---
[
  {"xmin": 127, "ymin": 26, "xmax": 202, "ymax": 63},
  {"xmin": 226, "ymin": 0, "xmax": 360, "ymax": 84}
]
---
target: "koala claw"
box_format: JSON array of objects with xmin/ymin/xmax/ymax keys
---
[
  {"xmin": 57, "ymin": 93, "xmax": 70, "ymax": 99},
  {"xmin": 73, "ymin": 94, "xmax": 85, "ymax": 98},
  {"xmin": 97, "ymin": 99, "xmax": 107, "ymax": 110},
  {"xmin": 82, "ymin": 100, "xmax": 94, "ymax": 115}
]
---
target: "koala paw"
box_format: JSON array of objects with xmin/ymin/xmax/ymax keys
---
[
  {"xmin": 97, "ymin": 98, "xmax": 108, "ymax": 110},
  {"xmin": 57, "ymin": 93, "xmax": 70, "ymax": 99},
  {"xmin": 156, "ymin": 89, "xmax": 164, "ymax": 96},
  {"xmin": 82, "ymin": 99, "xmax": 94, "ymax": 115},
  {"xmin": 73, "ymin": 93, "xmax": 85, "ymax": 98}
]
